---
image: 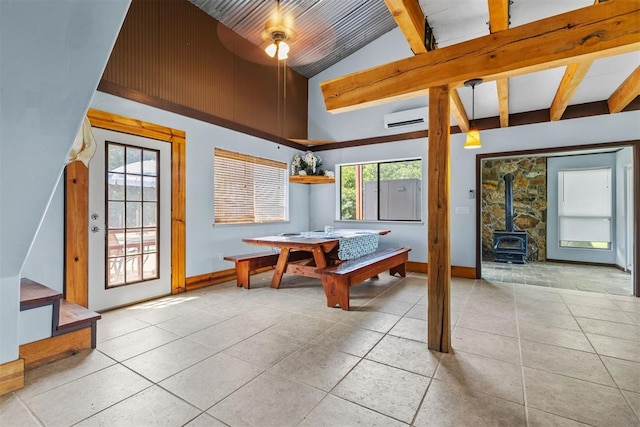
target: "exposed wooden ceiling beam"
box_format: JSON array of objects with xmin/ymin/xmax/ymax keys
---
[
  {"xmin": 384, "ymin": 0, "xmax": 469, "ymax": 131},
  {"xmin": 487, "ymin": 0, "xmax": 509, "ymax": 32},
  {"xmin": 384, "ymin": 0, "xmax": 426, "ymax": 55},
  {"xmin": 495, "ymin": 79, "xmax": 509, "ymax": 127},
  {"xmin": 608, "ymin": 65, "xmax": 640, "ymax": 113},
  {"xmin": 550, "ymin": 61, "xmax": 594, "ymax": 120},
  {"xmin": 548, "ymin": 2, "xmax": 605, "ymax": 122},
  {"xmin": 321, "ymin": 1, "xmax": 640, "ymax": 113},
  {"xmin": 449, "ymin": 89, "xmax": 469, "ymax": 132},
  {"xmin": 488, "ymin": 0, "xmax": 510, "ymax": 127}
]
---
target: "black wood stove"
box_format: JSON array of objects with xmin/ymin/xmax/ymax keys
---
[{"xmin": 493, "ymin": 174, "xmax": 528, "ymax": 264}]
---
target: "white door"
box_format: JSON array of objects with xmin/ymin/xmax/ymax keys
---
[
  {"xmin": 626, "ymin": 165, "xmax": 634, "ymax": 272},
  {"xmin": 88, "ymin": 128, "xmax": 172, "ymax": 311}
]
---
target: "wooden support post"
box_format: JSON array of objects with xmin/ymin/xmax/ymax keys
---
[
  {"xmin": 65, "ymin": 161, "xmax": 89, "ymax": 307},
  {"xmin": 427, "ymin": 85, "xmax": 451, "ymax": 353}
]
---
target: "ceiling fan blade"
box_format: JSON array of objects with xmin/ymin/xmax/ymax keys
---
[
  {"xmin": 213, "ymin": 2, "xmax": 337, "ymax": 70},
  {"xmin": 217, "ymin": 23, "xmax": 276, "ymax": 67}
]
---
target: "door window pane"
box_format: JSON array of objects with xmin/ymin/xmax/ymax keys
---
[
  {"xmin": 142, "ymin": 177, "xmax": 157, "ymax": 201},
  {"xmin": 106, "ymin": 142, "xmax": 159, "ymax": 287},
  {"xmin": 126, "ymin": 202, "xmax": 142, "ymax": 228}
]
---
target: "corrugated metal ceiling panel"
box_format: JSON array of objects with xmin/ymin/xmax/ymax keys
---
[{"xmin": 189, "ymin": 0, "xmax": 397, "ymax": 78}]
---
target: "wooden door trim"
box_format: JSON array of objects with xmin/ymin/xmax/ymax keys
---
[{"xmin": 64, "ymin": 109, "xmax": 186, "ymax": 306}]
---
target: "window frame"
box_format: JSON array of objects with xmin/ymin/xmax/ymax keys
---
[
  {"xmin": 337, "ymin": 157, "xmax": 423, "ymax": 223},
  {"xmin": 105, "ymin": 141, "xmax": 160, "ymax": 288},
  {"xmin": 557, "ymin": 167, "xmax": 613, "ymax": 250},
  {"xmin": 214, "ymin": 148, "xmax": 289, "ymax": 225}
]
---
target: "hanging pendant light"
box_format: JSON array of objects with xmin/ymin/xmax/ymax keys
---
[{"xmin": 464, "ymin": 78, "xmax": 483, "ymax": 149}]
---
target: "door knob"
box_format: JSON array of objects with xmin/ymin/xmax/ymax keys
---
[{"xmin": 91, "ymin": 226, "xmax": 100, "ymax": 233}]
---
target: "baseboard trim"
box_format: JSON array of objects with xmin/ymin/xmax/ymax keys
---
[
  {"xmin": 0, "ymin": 358, "xmax": 24, "ymax": 396},
  {"xmin": 185, "ymin": 266, "xmax": 274, "ymax": 291},
  {"xmin": 407, "ymin": 261, "xmax": 428, "ymax": 274},
  {"xmin": 451, "ymin": 266, "xmax": 477, "ymax": 279},
  {"xmin": 19, "ymin": 327, "xmax": 92, "ymax": 370},
  {"xmin": 186, "ymin": 269, "xmax": 236, "ymax": 291},
  {"xmin": 546, "ymin": 258, "xmax": 618, "ymax": 268},
  {"xmin": 614, "ymin": 264, "xmax": 633, "ymax": 274},
  {"xmin": 188, "ymin": 262, "xmax": 478, "ymax": 291},
  {"xmin": 407, "ymin": 262, "xmax": 478, "ymax": 279}
]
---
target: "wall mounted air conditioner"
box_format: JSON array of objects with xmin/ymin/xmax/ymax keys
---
[{"xmin": 383, "ymin": 107, "xmax": 428, "ymax": 129}]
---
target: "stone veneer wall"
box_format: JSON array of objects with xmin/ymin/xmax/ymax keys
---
[{"xmin": 482, "ymin": 157, "xmax": 547, "ymax": 262}]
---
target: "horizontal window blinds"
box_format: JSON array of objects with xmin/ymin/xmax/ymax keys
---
[
  {"xmin": 214, "ymin": 148, "xmax": 287, "ymax": 224},
  {"xmin": 558, "ymin": 168, "xmax": 612, "ymax": 244}
]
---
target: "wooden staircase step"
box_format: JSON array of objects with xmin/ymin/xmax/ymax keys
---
[
  {"xmin": 57, "ymin": 300, "xmax": 101, "ymax": 332},
  {"xmin": 20, "ymin": 278, "xmax": 62, "ymax": 310},
  {"xmin": 18, "ymin": 278, "xmax": 101, "ymax": 370}
]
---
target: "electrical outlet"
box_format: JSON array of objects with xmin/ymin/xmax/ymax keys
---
[{"xmin": 218, "ymin": 253, "xmax": 224, "ymax": 261}]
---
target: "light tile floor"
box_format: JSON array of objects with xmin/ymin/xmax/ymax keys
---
[
  {"xmin": 482, "ymin": 261, "xmax": 634, "ymax": 296},
  {"xmin": 2, "ymin": 272, "xmax": 640, "ymax": 426}
]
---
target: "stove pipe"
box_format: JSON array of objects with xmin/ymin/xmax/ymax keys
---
[{"xmin": 504, "ymin": 173, "xmax": 514, "ymax": 232}]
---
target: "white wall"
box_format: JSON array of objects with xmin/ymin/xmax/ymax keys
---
[
  {"xmin": 308, "ymin": 23, "xmax": 640, "ymax": 269},
  {"xmin": 22, "ymin": 180, "xmax": 65, "ymax": 293},
  {"xmin": 90, "ymin": 92, "xmax": 310, "ymax": 277},
  {"xmin": 0, "ymin": 0, "xmax": 130, "ymax": 364},
  {"xmin": 309, "ymin": 140, "xmax": 429, "ymax": 263},
  {"xmin": 310, "ymin": 108, "xmax": 640, "ymax": 268},
  {"xmin": 308, "ymin": 28, "xmax": 430, "ymax": 142},
  {"xmin": 23, "ymin": 91, "xmax": 313, "ymax": 310}
]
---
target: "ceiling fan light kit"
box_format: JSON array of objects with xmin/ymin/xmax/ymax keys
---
[
  {"xmin": 464, "ymin": 78, "xmax": 483, "ymax": 149},
  {"xmin": 265, "ymin": 30, "xmax": 290, "ymax": 60},
  {"xmin": 264, "ymin": 0, "xmax": 294, "ymax": 61}
]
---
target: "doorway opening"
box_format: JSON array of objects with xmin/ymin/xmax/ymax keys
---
[{"xmin": 476, "ymin": 142, "xmax": 637, "ymax": 297}]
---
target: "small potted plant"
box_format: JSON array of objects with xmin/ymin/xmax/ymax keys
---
[{"xmin": 291, "ymin": 151, "xmax": 323, "ymax": 176}]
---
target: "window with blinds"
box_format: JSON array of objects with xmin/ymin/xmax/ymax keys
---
[
  {"xmin": 214, "ymin": 148, "xmax": 288, "ymax": 223},
  {"xmin": 558, "ymin": 167, "xmax": 612, "ymax": 249}
]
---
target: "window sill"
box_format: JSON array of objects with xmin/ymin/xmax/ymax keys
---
[
  {"xmin": 335, "ymin": 220, "xmax": 424, "ymax": 225},
  {"xmin": 289, "ymin": 175, "xmax": 335, "ymax": 184}
]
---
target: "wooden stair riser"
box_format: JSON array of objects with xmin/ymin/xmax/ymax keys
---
[
  {"xmin": 19, "ymin": 328, "xmax": 93, "ymax": 370},
  {"xmin": 19, "ymin": 278, "xmax": 101, "ymax": 369}
]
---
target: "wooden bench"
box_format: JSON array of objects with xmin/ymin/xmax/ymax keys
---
[
  {"xmin": 316, "ymin": 247, "xmax": 411, "ymax": 311},
  {"xmin": 224, "ymin": 251, "xmax": 312, "ymax": 289}
]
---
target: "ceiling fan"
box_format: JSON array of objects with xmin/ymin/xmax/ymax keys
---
[
  {"xmin": 262, "ymin": 0, "xmax": 295, "ymax": 60},
  {"xmin": 200, "ymin": 0, "xmax": 336, "ymax": 69}
]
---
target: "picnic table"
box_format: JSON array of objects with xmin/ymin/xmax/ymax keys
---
[{"xmin": 241, "ymin": 229, "xmax": 390, "ymax": 288}]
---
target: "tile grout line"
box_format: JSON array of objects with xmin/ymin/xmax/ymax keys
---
[
  {"xmin": 295, "ymin": 274, "xmax": 421, "ymax": 426},
  {"xmin": 567, "ymin": 294, "xmax": 640, "ymax": 424},
  {"xmin": 513, "ymin": 281, "xmax": 531, "ymax": 426},
  {"xmin": 11, "ymin": 391, "xmax": 45, "ymax": 427}
]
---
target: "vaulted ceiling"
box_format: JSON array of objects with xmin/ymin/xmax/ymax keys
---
[{"xmin": 193, "ymin": 0, "xmax": 639, "ymax": 134}]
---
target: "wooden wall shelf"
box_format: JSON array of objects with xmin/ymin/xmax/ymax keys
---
[{"xmin": 289, "ymin": 175, "xmax": 335, "ymax": 184}]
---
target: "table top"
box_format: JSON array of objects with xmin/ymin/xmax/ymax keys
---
[{"xmin": 242, "ymin": 229, "xmax": 390, "ymax": 246}]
